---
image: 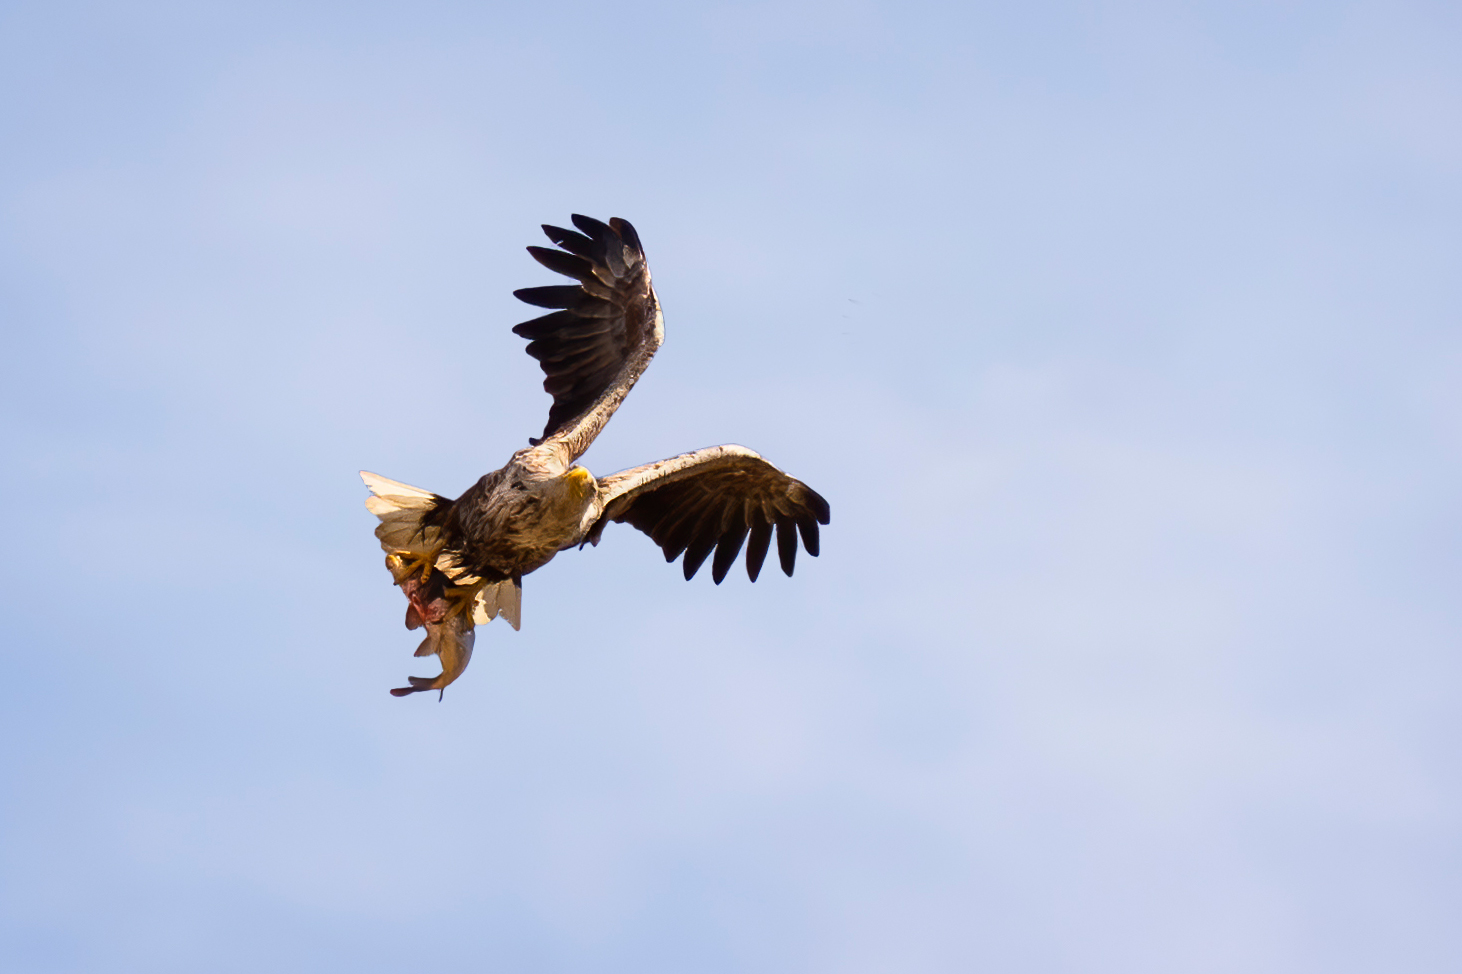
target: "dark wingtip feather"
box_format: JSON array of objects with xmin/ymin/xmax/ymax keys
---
[
  {"xmin": 540, "ymin": 223, "xmax": 577, "ymax": 243},
  {"xmin": 512, "ymin": 309, "xmax": 580, "ymax": 340},
  {"xmin": 776, "ymin": 518, "xmax": 797, "ymax": 577},
  {"xmin": 514, "ymin": 285, "xmax": 583, "ymax": 309},
  {"xmin": 527, "ymin": 246, "xmax": 593, "ymax": 280},
  {"xmin": 682, "ymin": 536, "xmax": 716, "ymax": 581},
  {"xmin": 541, "ymin": 224, "xmax": 597, "ymax": 258},
  {"xmin": 806, "ymin": 487, "xmax": 831, "ymax": 525},
  {"xmin": 609, "ymin": 217, "xmax": 641, "ymax": 252},
  {"xmin": 746, "ymin": 520, "xmax": 772, "ymax": 582},
  {"xmin": 711, "ymin": 524, "xmax": 749, "ymax": 585},
  {"xmin": 796, "ymin": 516, "xmax": 820, "ymax": 557},
  {"xmin": 570, "ymin": 214, "xmax": 615, "ymax": 239}
]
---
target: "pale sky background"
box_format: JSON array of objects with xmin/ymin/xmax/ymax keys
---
[{"xmin": 2, "ymin": 1, "xmax": 1460, "ymax": 971}]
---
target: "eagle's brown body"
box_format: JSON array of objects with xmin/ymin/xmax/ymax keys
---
[
  {"xmin": 363, "ymin": 216, "xmax": 829, "ymax": 698},
  {"xmin": 444, "ymin": 451, "xmax": 599, "ymax": 581}
]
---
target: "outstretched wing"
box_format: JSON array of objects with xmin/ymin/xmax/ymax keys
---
[
  {"xmin": 590, "ymin": 446, "xmax": 830, "ymax": 584},
  {"xmin": 512, "ymin": 215, "xmax": 662, "ymax": 450}
]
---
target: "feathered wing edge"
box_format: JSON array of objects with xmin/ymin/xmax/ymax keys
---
[
  {"xmin": 587, "ymin": 446, "xmax": 830, "ymax": 584},
  {"xmin": 511, "ymin": 215, "xmax": 664, "ymax": 463}
]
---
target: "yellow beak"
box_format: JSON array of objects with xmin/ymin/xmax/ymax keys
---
[{"xmin": 568, "ymin": 466, "xmax": 595, "ymax": 495}]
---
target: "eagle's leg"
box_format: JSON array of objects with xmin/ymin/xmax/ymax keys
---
[{"xmin": 386, "ymin": 546, "xmax": 442, "ymax": 585}]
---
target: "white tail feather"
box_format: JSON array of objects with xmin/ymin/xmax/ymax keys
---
[
  {"xmin": 361, "ymin": 471, "xmax": 448, "ymax": 552},
  {"xmin": 472, "ymin": 578, "xmax": 522, "ymax": 630},
  {"xmin": 375, "ymin": 517, "xmax": 439, "ymax": 550},
  {"xmin": 361, "ymin": 471, "xmax": 438, "ymax": 512}
]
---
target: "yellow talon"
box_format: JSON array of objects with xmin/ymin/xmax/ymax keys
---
[{"xmin": 386, "ymin": 548, "xmax": 441, "ymax": 584}]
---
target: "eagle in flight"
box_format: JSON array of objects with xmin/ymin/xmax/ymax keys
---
[{"xmin": 362, "ymin": 216, "xmax": 830, "ymax": 698}]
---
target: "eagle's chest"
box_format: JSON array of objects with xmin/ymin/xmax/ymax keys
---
[{"xmin": 452, "ymin": 478, "xmax": 593, "ymax": 577}]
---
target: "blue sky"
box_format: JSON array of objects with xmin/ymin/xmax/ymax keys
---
[{"xmin": 2, "ymin": 1, "xmax": 1459, "ymax": 971}]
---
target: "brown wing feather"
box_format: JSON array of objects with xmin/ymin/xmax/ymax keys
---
[
  {"xmin": 512, "ymin": 215, "xmax": 657, "ymax": 444},
  {"xmin": 597, "ymin": 456, "xmax": 830, "ymax": 584}
]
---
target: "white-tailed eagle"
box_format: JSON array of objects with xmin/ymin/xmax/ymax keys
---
[{"xmin": 362, "ymin": 216, "xmax": 829, "ymax": 698}]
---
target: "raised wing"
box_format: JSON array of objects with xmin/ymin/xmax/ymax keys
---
[
  {"xmin": 512, "ymin": 215, "xmax": 663, "ymax": 454},
  {"xmin": 590, "ymin": 446, "xmax": 830, "ymax": 584}
]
